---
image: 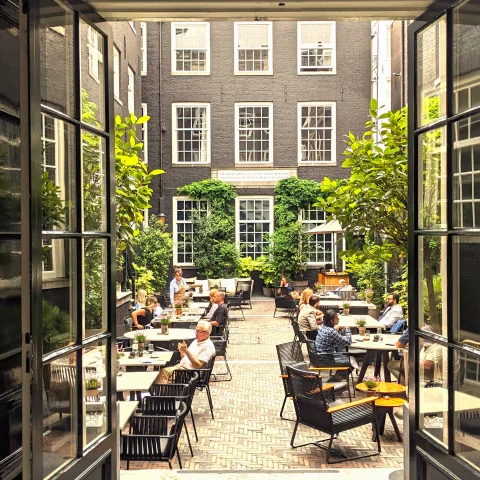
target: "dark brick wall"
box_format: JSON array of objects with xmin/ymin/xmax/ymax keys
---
[{"xmin": 391, "ymin": 21, "xmax": 407, "ymax": 111}]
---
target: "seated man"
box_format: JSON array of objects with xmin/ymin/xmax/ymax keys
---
[
  {"xmin": 157, "ymin": 320, "xmax": 216, "ymax": 384},
  {"xmin": 335, "ymin": 279, "xmax": 347, "ymax": 291},
  {"xmin": 208, "ymin": 291, "xmax": 228, "ymax": 335},
  {"xmin": 387, "ymin": 327, "xmax": 409, "ymax": 381},
  {"xmin": 378, "ymin": 292, "xmax": 404, "ymax": 329}
]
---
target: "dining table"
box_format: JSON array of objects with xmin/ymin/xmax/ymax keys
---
[
  {"xmin": 116, "ymin": 371, "xmax": 159, "ymax": 401},
  {"xmin": 124, "ymin": 328, "xmax": 196, "ymax": 344},
  {"xmin": 118, "ymin": 350, "xmax": 173, "ymax": 368},
  {"xmin": 338, "ymin": 314, "xmax": 384, "ymax": 330},
  {"xmin": 118, "ymin": 400, "xmax": 138, "ymax": 429},
  {"xmin": 320, "ymin": 300, "xmax": 377, "ymax": 309}
]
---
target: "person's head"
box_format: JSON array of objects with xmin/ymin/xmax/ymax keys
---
[
  {"xmin": 136, "ymin": 289, "xmax": 147, "ymax": 305},
  {"xmin": 308, "ymin": 295, "xmax": 320, "ymax": 308},
  {"xmin": 195, "ymin": 320, "xmax": 212, "ymax": 341},
  {"xmin": 339, "ymin": 279, "xmax": 346, "ymax": 287},
  {"xmin": 386, "ymin": 292, "xmax": 400, "ymax": 306},
  {"xmin": 145, "ymin": 296, "xmax": 158, "ymax": 309},
  {"xmin": 174, "ymin": 268, "xmax": 183, "ymax": 281},
  {"xmin": 214, "ymin": 291, "xmax": 225, "ymax": 304},
  {"xmin": 209, "ymin": 288, "xmax": 218, "ymax": 301},
  {"xmin": 323, "ymin": 309, "xmax": 339, "ymax": 327},
  {"xmin": 300, "ymin": 288, "xmax": 313, "ymax": 304},
  {"xmin": 281, "ymin": 275, "xmax": 288, "ymax": 284}
]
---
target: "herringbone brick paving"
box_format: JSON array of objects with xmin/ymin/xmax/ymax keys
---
[{"xmin": 120, "ymin": 298, "xmax": 405, "ymax": 471}]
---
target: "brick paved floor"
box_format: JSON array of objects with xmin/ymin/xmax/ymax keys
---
[{"xmin": 120, "ymin": 298, "xmax": 405, "ymax": 471}]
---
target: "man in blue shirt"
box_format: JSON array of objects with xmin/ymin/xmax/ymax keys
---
[{"xmin": 387, "ymin": 328, "xmax": 409, "ymax": 381}]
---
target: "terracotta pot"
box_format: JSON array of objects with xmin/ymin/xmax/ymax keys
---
[
  {"xmin": 176, "ymin": 307, "xmax": 182, "ymax": 315},
  {"xmin": 358, "ymin": 326, "xmax": 366, "ymax": 336},
  {"xmin": 366, "ymin": 390, "xmax": 377, "ymax": 397},
  {"xmin": 343, "ymin": 308, "xmax": 350, "ymax": 316},
  {"xmin": 86, "ymin": 388, "xmax": 99, "ymax": 397},
  {"xmin": 366, "ymin": 297, "xmax": 373, "ymax": 304},
  {"xmin": 138, "ymin": 342, "xmax": 145, "ymax": 350}
]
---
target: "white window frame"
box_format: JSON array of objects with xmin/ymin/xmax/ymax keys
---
[
  {"xmin": 235, "ymin": 102, "xmax": 273, "ymax": 164},
  {"xmin": 235, "ymin": 196, "xmax": 274, "ymax": 259},
  {"xmin": 172, "ymin": 103, "xmax": 211, "ymax": 164},
  {"xmin": 141, "ymin": 103, "xmax": 148, "ymax": 165},
  {"xmin": 87, "ymin": 26, "xmax": 103, "ymax": 82},
  {"xmin": 297, "ymin": 21, "xmax": 336, "ymax": 75},
  {"xmin": 171, "ymin": 22, "xmax": 210, "ymax": 75},
  {"xmin": 140, "ymin": 22, "xmax": 147, "ymax": 75},
  {"xmin": 127, "ymin": 66, "xmax": 135, "ymax": 114},
  {"xmin": 173, "ymin": 196, "xmax": 209, "ymax": 266},
  {"xmin": 128, "ymin": 21, "xmax": 136, "ymax": 34},
  {"xmin": 234, "ymin": 22, "xmax": 273, "ymax": 75},
  {"xmin": 113, "ymin": 46, "xmax": 121, "ymax": 102},
  {"xmin": 300, "ymin": 205, "xmax": 336, "ymax": 266},
  {"xmin": 297, "ymin": 101, "xmax": 336, "ymax": 165}
]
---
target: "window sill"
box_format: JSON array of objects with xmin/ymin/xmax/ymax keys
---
[
  {"xmin": 171, "ymin": 71, "xmax": 210, "ymax": 76},
  {"xmin": 297, "ymin": 71, "xmax": 336, "ymax": 76},
  {"xmin": 234, "ymin": 71, "xmax": 273, "ymax": 76},
  {"xmin": 298, "ymin": 161, "xmax": 337, "ymax": 166},
  {"xmin": 172, "ymin": 163, "xmax": 211, "ymax": 167},
  {"xmin": 234, "ymin": 162, "xmax": 274, "ymax": 167},
  {"xmin": 114, "ymin": 96, "xmax": 123, "ymax": 106},
  {"xmin": 88, "ymin": 72, "xmax": 101, "ymax": 85}
]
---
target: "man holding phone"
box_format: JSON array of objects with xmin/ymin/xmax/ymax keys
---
[{"xmin": 157, "ymin": 320, "xmax": 216, "ymax": 383}]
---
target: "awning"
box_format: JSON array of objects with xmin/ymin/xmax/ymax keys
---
[{"xmin": 305, "ymin": 220, "xmax": 343, "ymax": 235}]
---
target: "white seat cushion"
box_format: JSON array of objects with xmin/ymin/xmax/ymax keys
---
[
  {"xmin": 220, "ymin": 278, "xmax": 236, "ymax": 294},
  {"xmin": 208, "ymin": 278, "xmax": 221, "ymax": 289},
  {"xmin": 197, "ymin": 279, "xmax": 209, "ymax": 293}
]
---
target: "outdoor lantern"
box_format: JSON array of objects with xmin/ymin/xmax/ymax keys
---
[{"xmin": 157, "ymin": 212, "xmax": 166, "ymax": 225}]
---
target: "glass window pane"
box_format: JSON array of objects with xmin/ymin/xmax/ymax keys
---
[
  {"xmin": 84, "ymin": 239, "xmax": 108, "ymax": 335},
  {"xmin": 418, "ymin": 236, "xmax": 447, "ymax": 338},
  {"xmin": 0, "ymin": 117, "xmax": 21, "ymax": 232},
  {"xmin": 82, "ymin": 131, "xmax": 107, "ymax": 232},
  {"xmin": 84, "ymin": 340, "xmax": 108, "ymax": 448},
  {"xmin": 454, "ymin": 349, "xmax": 480, "ymax": 472},
  {"xmin": 40, "ymin": 0, "xmax": 75, "ymax": 118},
  {"xmin": 418, "ymin": 341, "xmax": 448, "ymax": 447},
  {"xmin": 0, "ymin": 16, "xmax": 19, "ymax": 117},
  {"xmin": 416, "ymin": 18, "xmax": 446, "ymax": 127},
  {"xmin": 80, "ymin": 21, "xmax": 106, "ymax": 130},
  {"xmin": 42, "ymin": 239, "xmax": 77, "ymax": 355},
  {"xmin": 418, "ymin": 127, "xmax": 447, "ymax": 229},
  {"xmin": 43, "ymin": 354, "xmax": 78, "ymax": 477}
]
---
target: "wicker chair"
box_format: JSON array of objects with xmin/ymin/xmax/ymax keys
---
[
  {"xmin": 210, "ymin": 336, "xmax": 232, "ymax": 382},
  {"xmin": 121, "ymin": 402, "xmax": 188, "ymax": 469},
  {"xmin": 286, "ymin": 365, "xmax": 381, "ymax": 464}
]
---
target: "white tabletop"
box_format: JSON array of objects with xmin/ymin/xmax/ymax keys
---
[
  {"xmin": 124, "ymin": 328, "xmax": 195, "ymax": 342},
  {"xmin": 419, "ymin": 387, "xmax": 480, "ymax": 414},
  {"xmin": 118, "ymin": 401, "xmax": 138, "ymax": 429},
  {"xmin": 351, "ymin": 334, "xmax": 401, "ymax": 351},
  {"xmin": 118, "ymin": 351, "xmax": 172, "ymax": 367},
  {"xmin": 321, "ymin": 300, "xmax": 377, "ymax": 309},
  {"xmin": 116, "ymin": 371, "xmax": 159, "ymax": 392},
  {"xmin": 338, "ymin": 314, "xmax": 384, "ymax": 329}
]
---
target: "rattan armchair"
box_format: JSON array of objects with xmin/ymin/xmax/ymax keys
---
[{"xmin": 286, "ymin": 364, "xmax": 381, "ymax": 464}]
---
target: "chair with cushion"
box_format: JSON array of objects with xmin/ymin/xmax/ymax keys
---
[
  {"xmin": 274, "ymin": 296, "xmax": 297, "ymax": 318},
  {"xmin": 389, "ymin": 319, "xmax": 407, "ymax": 333},
  {"xmin": 286, "ymin": 364, "xmax": 380, "ymax": 464},
  {"xmin": 210, "ymin": 336, "xmax": 232, "ymax": 382},
  {"xmin": 121, "ymin": 402, "xmax": 188, "ymax": 469}
]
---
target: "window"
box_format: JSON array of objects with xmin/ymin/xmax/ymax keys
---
[
  {"xmin": 301, "ymin": 205, "xmax": 334, "ymax": 264},
  {"xmin": 171, "ymin": 22, "xmax": 210, "ymax": 74},
  {"xmin": 113, "ymin": 46, "xmax": 120, "ymax": 101},
  {"xmin": 127, "ymin": 66, "xmax": 134, "ymax": 114},
  {"xmin": 236, "ymin": 197, "xmax": 273, "ymax": 259},
  {"xmin": 297, "ymin": 22, "xmax": 336, "ymax": 74},
  {"xmin": 87, "ymin": 26, "xmax": 103, "ymax": 81},
  {"xmin": 141, "ymin": 103, "xmax": 148, "ymax": 164},
  {"xmin": 140, "ymin": 22, "xmax": 147, "ymax": 75},
  {"xmin": 235, "ymin": 103, "xmax": 273, "ymax": 163},
  {"xmin": 234, "ymin": 22, "xmax": 273, "ymax": 75},
  {"xmin": 298, "ymin": 102, "xmax": 336, "ymax": 163},
  {"xmin": 172, "ymin": 103, "xmax": 210, "ymax": 164},
  {"xmin": 128, "ymin": 21, "xmax": 136, "ymax": 34},
  {"xmin": 173, "ymin": 197, "xmax": 208, "ymax": 265}
]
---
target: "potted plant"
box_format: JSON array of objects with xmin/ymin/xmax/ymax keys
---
[
  {"xmin": 364, "ymin": 379, "xmax": 378, "ymax": 396},
  {"xmin": 160, "ymin": 317, "xmax": 170, "ymax": 335},
  {"xmin": 85, "ymin": 377, "xmax": 101, "ymax": 397},
  {"xmin": 342, "ymin": 303, "xmax": 351, "ymax": 315},
  {"xmin": 135, "ymin": 333, "xmax": 146, "ymax": 351},
  {"xmin": 355, "ymin": 318, "xmax": 367, "ymax": 336},
  {"xmin": 174, "ymin": 303, "xmax": 183, "ymax": 316},
  {"xmin": 364, "ymin": 288, "xmax": 374, "ymax": 304},
  {"xmin": 256, "ymin": 255, "xmax": 277, "ymax": 297}
]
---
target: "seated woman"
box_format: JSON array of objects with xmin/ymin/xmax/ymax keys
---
[
  {"xmin": 297, "ymin": 295, "xmax": 323, "ymax": 333},
  {"xmin": 315, "ymin": 309, "xmax": 352, "ymax": 353},
  {"xmin": 297, "ymin": 288, "xmax": 323, "ymax": 322},
  {"xmin": 134, "ymin": 288, "xmax": 147, "ymax": 311},
  {"xmin": 277, "ymin": 275, "xmax": 294, "ymax": 296},
  {"xmin": 201, "ymin": 288, "xmax": 218, "ymax": 320},
  {"xmin": 131, "ymin": 295, "xmax": 158, "ymax": 329}
]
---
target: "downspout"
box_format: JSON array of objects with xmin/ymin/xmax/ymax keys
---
[
  {"xmin": 401, "ymin": 21, "xmax": 405, "ymax": 107},
  {"xmin": 158, "ymin": 21, "xmax": 164, "ymax": 215}
]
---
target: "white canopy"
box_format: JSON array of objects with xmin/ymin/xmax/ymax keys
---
[{"xmin": 305, "ymin": 220, "xmax": 343, "ymax": 235}]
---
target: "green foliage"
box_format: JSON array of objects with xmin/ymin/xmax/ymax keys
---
[
  {"xmin": 135, "ymin": 333, "xmax": 146, "ymax": 343},
  {"xmin": 237, "ymin": 256, "xmax": 258, "ymax": 277},
  {"xmin": 177, "ymin": 179, "xmax": 237, "ymax": 215},
  {"xmin": 41, "ymin": 171, "xmax": 69, "ymax": 230},
  {"xmin": 391, "ymin": 264, "xmax": 408, "ymax": 314},
  {"xmin": 132, "ymin": 263, "xmax": 155, "ymax": 293},
  {"xmin": 343, "ymin": 303, "xmax": 350, "ymax": 309},
  {"xmin": 355, "ymin": 318, "xmax": 367, "ymax": 327},
  {"xmin": 135, "ymin": 216, "xmax": 173, "ymax": 292},
  {"xmin": 317, "ymin": 99, "xmax": 408, "ymax": 263},
  {"xmin": 256, "ymin": 255, "xmax": 277, "ymax": 287},
  {"xmin": 346, "ymin": 255, "xmax": 385, "ymax": 306},
  {"xmin": 42, "ymin": 300, "xmax": 71, "ymax": 354},
  {"xmin": 160, "ymin": 317, "xmax": 171, "ymax": 326},
  {"xmin": 364, "ymin": 380, "xmax": 378, "ymax": 390},
  {"xmin": 85, "ymin": 377, "xmax": 101, "ymax": 390},
  {"xmin": 274, "ymin": 177, "xmax": 323, "ymax": 227}
]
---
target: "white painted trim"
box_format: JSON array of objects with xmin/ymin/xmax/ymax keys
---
[
  {"xmin": 297, "ymin": 101, "xmax": 336, "ymax": 165},
  {"xmin": 140, "ymin": 22, "xmax": 147, "ymax": 76},
  {"xmin": 127, "ymin": 66, "xmax": 135, "ymax": 114},
  {"xmin": 235, "ymin": 102, "xmax": 273, "ymax": 164},
  {"xmin": 234, "ymin": 21, "xmax": 273, "ymax": 75},
  {"xmin": 171, "ymin": 22, "xmax": 210, "ymax": 75},
  {"xmin": 113, "ymin": 46, "xmax": 121, "ymax": 101},
  {"xmin": 141, "ymin": 103, "xmax": 148, "ymax": 165},
  {"xmin": 297, "ymin": 21, "xmax": 336, "ymax": 75},
  {"xmin": 172, "ymin": 102, "xmax": 211, "ymax": 164},
  {"xmin": 128, "ymin": 21, "xmax": 137, "ymax": 35}
]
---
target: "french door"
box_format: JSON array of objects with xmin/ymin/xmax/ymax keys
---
[{"xmin": 20, "ymin": 0, "xmax": 118, "ymax": 478}]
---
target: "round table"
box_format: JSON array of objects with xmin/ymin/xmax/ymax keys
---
[
  {"xmin": 351, "ymin": 334, "xmax": 401, "ymax": 383},
  {"xmin": 356, "ymin": 381, "xmax": 406, "ymax": 442},
  {"xmin": 125, "ymin": 328, "xmax": 195, "ymax": 346}
]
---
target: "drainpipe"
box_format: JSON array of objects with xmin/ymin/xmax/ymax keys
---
[
  {"xmin": 158, "ymin": 21, "xmax": 164, "ymax": 216},
  {"xmin": 400, "ymin": 21, "xmax": 405, "ymax": 107}
]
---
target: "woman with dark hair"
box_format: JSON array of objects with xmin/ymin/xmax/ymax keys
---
[
  {"xmin": 297, "ymin": 294, "xmax": 323, "ymax": 332},
  {"xmin": 131, "ymin": 295, "xmax": 158, "ymax": 329},
  {"xmin": 315, "ymin": 308, "xmax": 352, "ymax": 353}
]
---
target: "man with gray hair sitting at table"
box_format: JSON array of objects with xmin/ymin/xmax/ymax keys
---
[{"xmin": 157, "ymin": 320, "xmax": 216, "ymax": 384}]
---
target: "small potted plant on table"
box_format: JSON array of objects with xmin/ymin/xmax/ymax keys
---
[
  {"xmin": 85, "ymin": 377, "xmax": 101, "ymax": 398},
  {"xmin": 135, "ymin": 333, "xmax": 146, "ymax": 356},
  {"xmin": 355, "ymin": 318, "xmax": 367, "ymax": 336},
  {"xmin": 175, "ymin": 303, "xmax": 182, "ymax": 316},
  {"xmin": 160, "ymin": 317, "xmax": 170, "ymax": 335},
  {"xmin": 342, "ymin": 302, "xmax": 351, "ymax": 315},
  {"xmin": 364, "ymin": 379, "xmax": 378, "ymax": 396},
  {"xmin": 364, "ymin": 288, "xmax": 374, "ymax": 304}
]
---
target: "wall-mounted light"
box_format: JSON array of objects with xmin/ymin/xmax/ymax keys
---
[{"xmin": 157, "ymin": 212, "xmax": 166, "ymax": 225}]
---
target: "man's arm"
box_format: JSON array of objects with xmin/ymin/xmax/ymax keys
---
[
  {"xmin": 178, "ymin": 341, "xmax": 206, "ymax": 369},
  {"xmin": 396, "ymin": 329, "xmax": 409, "ymax": 348},
  {"xmin": 209, "ymin": 305, "xmax": 225, "ymax": 327}
]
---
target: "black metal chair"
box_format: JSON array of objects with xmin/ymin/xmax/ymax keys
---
[
  {"xmin": 276, "ymin": 342, "xmax": 309, "ymax": 420},
  {"xmin": 210, "ymin": 336, "xmax": 232, "ymax": 382},
  {"xmin": 286, "ymin": 364, "xmax": 381, "ymax": 464},
  {"xmin": 227, "ymin": 294, "xmax": 245, "ymax": 321},
  {"xmin": 236, "ymin": 280, "xmax": 252, "ymax": 309},
  {"xmin": 43, "ymin": 364, "xmax": 76, "ymax": 419},
  {"xmin": 349, "ymin": 306, "xmax": 369, "ymax": 315},
  {"xmin": 121, "ymin": 402, "xmax": 188, "ymax": 469},
  {"xmin": 274, "ymin": 296, "xmax": 297, "ymax": 318}
]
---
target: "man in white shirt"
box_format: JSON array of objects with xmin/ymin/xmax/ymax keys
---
[
  {"xmin": 157, "ymin": 320, "xmax": 216, "ymax": 383},
  {"xmin": 378, "ymin": 293, "xmax": 404, "ymax": 328}
]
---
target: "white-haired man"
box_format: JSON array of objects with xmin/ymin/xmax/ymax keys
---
[{"xmin": 157, "ymin": 320, "xmax": 216, "ymax": 383}]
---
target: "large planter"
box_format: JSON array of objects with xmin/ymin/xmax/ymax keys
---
[
  {"xmin": 293, "ymin": 280, "xmax": 308, "ymax": 289},
  {"xmin": 263, "ymin": 287, "xmax": 273, "ymax": 297}
]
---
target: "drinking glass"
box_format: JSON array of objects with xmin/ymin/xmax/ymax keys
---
[
  {"xmin": 364, "ymin": 331, "xmax": 371, "ymax": 341},
  {"xmin": 148, "ymin": 343, "xmax": 154, "ymax": 356}
]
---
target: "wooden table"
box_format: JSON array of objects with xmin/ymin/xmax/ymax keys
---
[
  {"xmin": 338, "ymin": 315, "xmax": 384, "ymax": 330},
  {"xmin": 356, "ymin": 381, "xmax": 407, "ymax": 442},
  {"xmin": 118, "ymin": 401, "xmax": 138, "ymax": 429},
  {"xmin": 125, "ymin": 328, "xmax": 195, "ymax": 344},
  {"xmin": 116, "ymin": 371, "xmax": 159, "ymax": 402},
  {"xmin": 351, "ymin": 334, "xmax": 401, "ymax": 383}
]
